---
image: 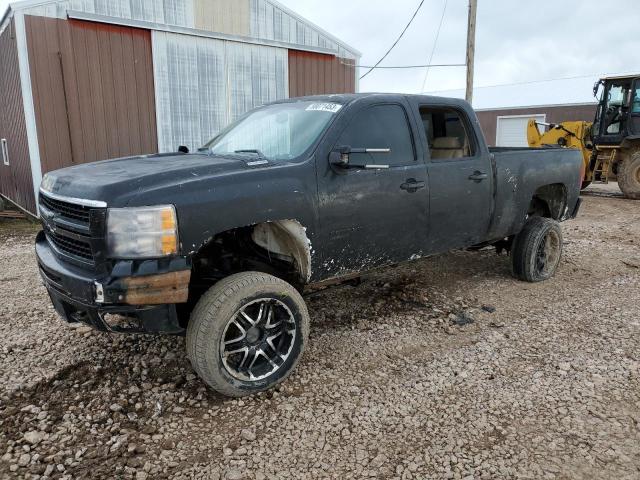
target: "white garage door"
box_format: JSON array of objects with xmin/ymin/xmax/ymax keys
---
[{"xmin": 496, "ymin": 115, "xmax": 546, "ymax": 147}]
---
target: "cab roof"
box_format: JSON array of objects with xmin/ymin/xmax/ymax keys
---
[
  {"xmin": 600, "ymin": 73, "xmax": 640, "ymax": 81},
  {"xmin": 275, "ymin": 93, "xmax": 472, "ymax": 109}
]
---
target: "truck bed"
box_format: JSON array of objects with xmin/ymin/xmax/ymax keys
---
[{"xmin": 486, "ymin": 146, "xmax": 583, "ymax": 241}]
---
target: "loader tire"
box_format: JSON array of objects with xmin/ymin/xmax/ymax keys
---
[
  {"xmin": 618, "ymin": 151, "xmax": 640, "ymax": 199},
  {"xmin": 511, "ymin": 217, "xmax": 563, "ymax": 283},
  {"xmin": 186, "ymin": 272, "xmax": 310, "ymax": 398}
]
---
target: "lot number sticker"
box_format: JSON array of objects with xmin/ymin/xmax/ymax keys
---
[{"xmin": 305, "ymin": 103, "xmax": 343, "ymax": 113}]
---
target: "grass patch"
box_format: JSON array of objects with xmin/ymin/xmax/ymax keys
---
[{"xmin": 0, "ymin": 219, "xmax": 41, "ymax": 239}]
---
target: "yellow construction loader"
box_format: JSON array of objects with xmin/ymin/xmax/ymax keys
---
[
  {"xmin": 528, "ymin": 120, "xmax": 593, "ymax": 189},
  {"xmin": 527, "ymin": 74, "xmax": 640, "ymax": 199}
]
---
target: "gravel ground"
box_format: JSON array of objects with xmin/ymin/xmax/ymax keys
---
[{"xmin": 1, "ymin": 183, "xmax": 639, "ymax": 480}]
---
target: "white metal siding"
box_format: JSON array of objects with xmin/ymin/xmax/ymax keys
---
[
  {"xmin": 496, "ymin": 115, "xmax": 546, "ymax": 147},
  {"xmin": 249, "ymin": 0, "xmax": 358, "ymax": 59},
  {"xmin": 19, "ymin": 0, "xmax": 359, "ymax": 58},
  {"xmin": 23, "ymin": 0, "xmax": 194, "ymax": 25},
  {"xmin": 153, "ymin": 31, "xmax": 288, "ymax": 153},
  {"xmin": 194, "ymin": 0, "xmax": 250, "ymax": 36}
]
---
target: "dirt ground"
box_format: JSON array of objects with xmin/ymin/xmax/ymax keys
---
[{"xmin": 1, "ymin": 183, "xmax": 639, "ymax": 480}]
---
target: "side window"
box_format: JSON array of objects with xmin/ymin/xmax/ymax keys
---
[
  {"xmin": 420, "ymin": 107, "xmax": 475, "ymax": 160},
  {"xmin": 337, "ymin": 104, "xmax": 415, "ymax": 167},
  {"xmin": 604, "ymin": 82, "xmax": 630, "ymax": 134},
  {"xmin": 1, "ymin": 139, "xmax": 8, "ymax": 166},
  {"xmin": 632, "ymin": 82, "xmax": 640, "ymax": 114}
]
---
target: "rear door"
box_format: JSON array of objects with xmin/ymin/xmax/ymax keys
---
[
  {"xmin": 316, "ymin": 100, "xmax": 429, "ymax": 278},
  {"xmin": 418, "ymin": 105, "xmax": 493, "ymax": 251}
]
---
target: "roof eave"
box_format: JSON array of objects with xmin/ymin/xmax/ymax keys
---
[
  {"xmin": 0, "ymin": 5, "xmax": 12, "ymax": 32},
  {"xmin": 4, "ymin": 0, "xmax": 362, "ymax": 58},
  {"xmin": 264, "ymin": 0, "xmax": 361, "ymax": 57},
  {"xmin": 3, "ymin": 0, "xmax": 61, "ymax": 30},
  {"xmin": 475, "ymin": 101, "xmax": 599, "ymax": 112}
]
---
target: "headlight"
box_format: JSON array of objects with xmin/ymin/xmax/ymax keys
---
[{"xmin": 107, "ymin": 206, "xmax": 178, "ymax": 258}]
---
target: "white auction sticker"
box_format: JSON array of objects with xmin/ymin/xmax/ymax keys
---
[{"xmin": 305, "ymin": 103, "xmax": 343, "ymax": 113}]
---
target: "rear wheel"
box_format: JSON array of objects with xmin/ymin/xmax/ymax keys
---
[
  {"xmin": 511, "ymin": 217, "xmax": 563, "ymax": 283},
  {"xmin": 618, "ymin": 150, "xmax": 640, "ymax": 199},
  {"xmin": 186, "ymin": 272, "xmax": 310, "ymax": 397}
]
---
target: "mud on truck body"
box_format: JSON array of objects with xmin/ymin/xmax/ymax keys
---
[{"xmin": 36, "ymin": 93, "xmax": 583, "ymax": 397}]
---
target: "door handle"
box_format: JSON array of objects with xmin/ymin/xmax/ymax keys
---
[
  {"xmin": 400, "ymin": 179, "xmax": 426, "ymax": 193},
  {"xmin": 468, "ymin": 171, "xmax": 489, "ymax": 182}
]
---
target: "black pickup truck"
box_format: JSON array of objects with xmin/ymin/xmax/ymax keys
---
[{"xmin": 36, "ymin": 93, "xmax": 582, "ymax": 397}]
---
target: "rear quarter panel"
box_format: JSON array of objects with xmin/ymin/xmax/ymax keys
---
[{"xmin": 488, "ymin": 148, "xmax": 582, "ymax": 239}]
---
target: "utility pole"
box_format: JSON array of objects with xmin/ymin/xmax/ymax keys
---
[{"xmin": 465, "ymin": 0, "xmax": 478, "ymax": 105}]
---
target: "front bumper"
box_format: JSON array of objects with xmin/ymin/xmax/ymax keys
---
[{"xmin": 36, "ymin": 231, "xmax": 191, "ymax": 335}]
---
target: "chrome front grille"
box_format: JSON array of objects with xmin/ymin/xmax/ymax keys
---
[
  {"xmin": 39, "ymin": 193, "xmax": 92, "ymax": 223},
  {"xmin": 39, "ymin": 192, "xmax": 107, "ymax": 267}
]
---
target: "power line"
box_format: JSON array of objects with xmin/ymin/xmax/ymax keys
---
[
  {"xmin": 422, "ymin": 70, "xmax": 640, "ymax": 94},
  {"xmin": 348, "ymin": 63, "xmax": 465, "ymax": 69},
  {"xmin": 360, "ymin": 0, "xmax": 426, "ymax": 80},
  {"xmin": 421, "ymin": 0, "xmax": 449, "ymax": 93}
]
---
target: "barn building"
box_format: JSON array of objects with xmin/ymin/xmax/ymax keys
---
[{"xmin": 0, "ymin": 0, "xmax": 360, "ymax": 215}]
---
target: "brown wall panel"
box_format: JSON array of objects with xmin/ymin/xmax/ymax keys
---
[
  {"xmin": 0, "ymin": 20, "xmax": 35, "ymax": 213},
  {"xmin": 25, "ymin": 16, "xmax": 158, "ymax": 176},
  {"xmin": 476, "ymin": 104, "xmax": 598, "ymax": 146},
  {"xmin": 288, "ymin": 50, "xmax": 356, "ymax": 98}
]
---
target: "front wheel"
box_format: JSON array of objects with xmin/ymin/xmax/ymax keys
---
[
  {"xmin": 618, "ymin": 151, "xmax": 640, "ymax": 199},
  {"xmin": 511, "ymin": 217, "xmax": 564, "ymax": 283},
  {"xmin": 186, "ymin": 272, "xmax": 310, "ymax": 397}
]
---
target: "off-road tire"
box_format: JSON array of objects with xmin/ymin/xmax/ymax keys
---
[
  {"xmin": 618, "ymin": 151, "xmax": 640, "ymax": 199},
  {"xmin": 511, "ymin": 217, "xmax": 564, "ymax": 283},
  {"xmin": 186, "ymin": 272, "xmax": 310, "ymax": 397}
]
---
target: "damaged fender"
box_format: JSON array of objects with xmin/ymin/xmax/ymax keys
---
[{"xmin": 251, "ymin": 220, "xmax": 312, "ymax": 283}]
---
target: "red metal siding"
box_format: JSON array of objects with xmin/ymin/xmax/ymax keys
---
[
  {"xmin": 288, "ymin": 50, "xmax": 356, "ymax": 97},
  {"xmin": 0, "ymin": 19, "xmax": 36, "ymax": 213},
  {"xmin": 476, "ymin": 104, "xmax": 598, "ymax": 147},
  {"xmin": 25, "ymin": 16, "xmax": 158, "ymax": 175}
]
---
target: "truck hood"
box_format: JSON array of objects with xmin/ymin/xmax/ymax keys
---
[{"xmin": 40, "ymin": 153, "xmax": 257, "ymax": 207}]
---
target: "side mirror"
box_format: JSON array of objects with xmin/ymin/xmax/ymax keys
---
[
  {"xmin": 593, "ymin": 80, "xmax": 604, "ymax": 99},
  {"xmin": 178, "ymin": 145, "xmax": 189, "ymax": 154},
  {"xmin": 329, "ymin": 146, "xmax": 391, "ymax": 170},
  {"xmin": 329, "ymin": 147, "xmax": 351, "ymax": 167}
]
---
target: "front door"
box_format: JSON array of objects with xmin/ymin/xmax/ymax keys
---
[
  {"xmin": 597, "ymin": 79, "xmax": 633, "ymax": 144},
  {"xmin": 316, "ymin": 101, "xmax": 429, "ymax": 279},
  {"xmin": 630, "ymin": 79, "xmax": 640, "ymax": 136},
  {"xmin": 419, "ymin": 106, "xmax": 493, "ymax": 251}
]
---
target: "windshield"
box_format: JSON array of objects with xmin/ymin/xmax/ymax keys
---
[{"xmin": 203, "ymin": 101, "xmax": 343, "ymax": 161}]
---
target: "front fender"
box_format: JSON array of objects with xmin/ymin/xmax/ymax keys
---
[{"xmin": 127, "ymin": 160, "xmax": 319, "ymax": 259}]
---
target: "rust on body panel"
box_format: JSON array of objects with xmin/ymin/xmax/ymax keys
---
[{"xmin": 121, "ymin": 270, "xmax": 192, "ymax": 306}]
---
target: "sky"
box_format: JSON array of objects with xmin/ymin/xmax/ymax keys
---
[
  {"xmin": 281, "ymin": 0, "xmax": 640, "ymax": 108},
  {"xmin": 2, "ymin": 0, "xmax": 639, "ymax": 109}
]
